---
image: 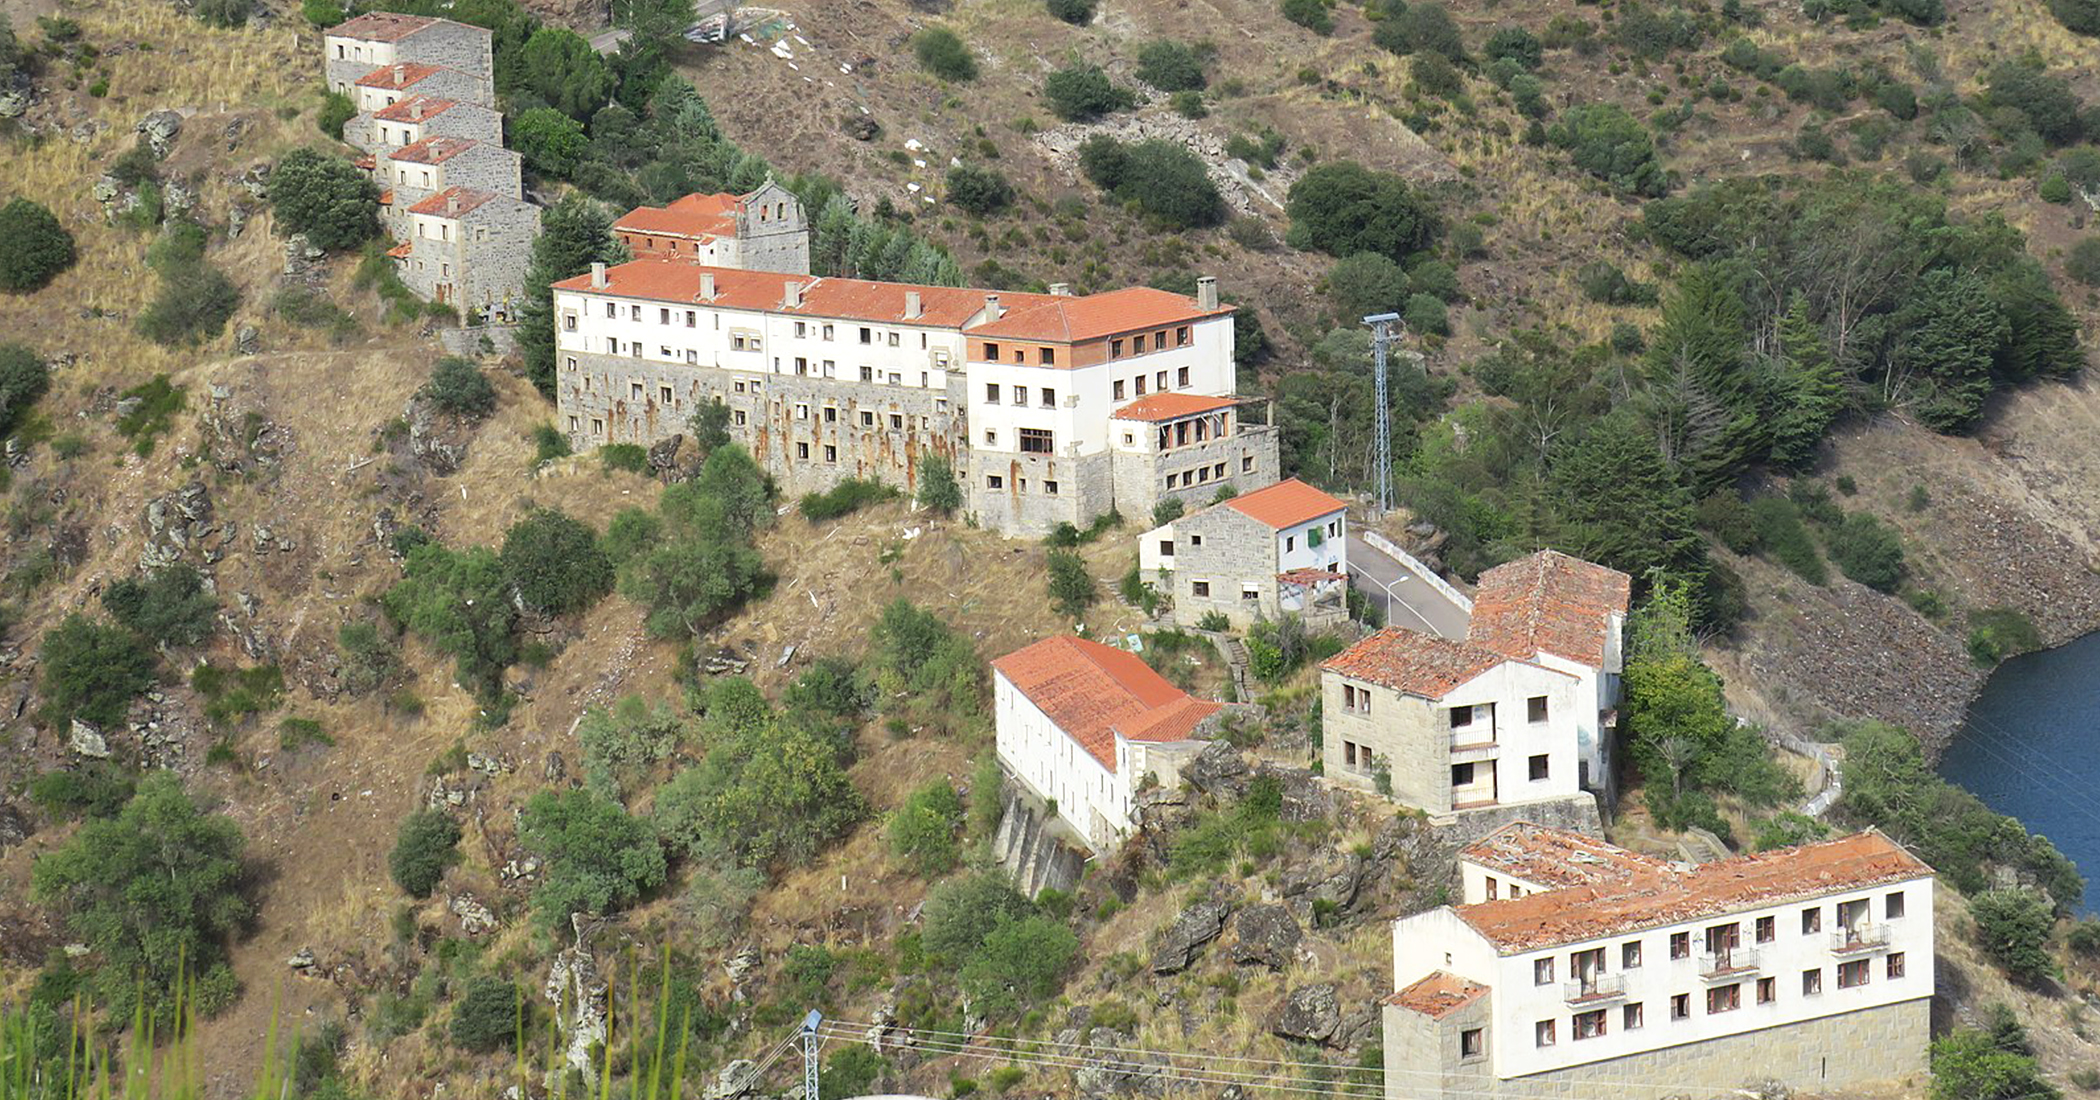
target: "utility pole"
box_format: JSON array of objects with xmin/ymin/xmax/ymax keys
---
[
  {"xmin": 1362, "ymin": 313, "xmax": 1402, "ymax": 517},
  {"xmin": 801, "ymin": 1011, "xmax": 824, "ymax": 1100}
]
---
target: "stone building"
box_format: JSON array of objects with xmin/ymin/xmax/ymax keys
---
[
  {"xmin": 324, "ymin": 12, "xmax": 493, "ymax": 101},
  {"xmin": 349, "ymin": 62, "xmax": 489, "ymax": 116},
  {"xmin": 550, "ymin": 259, "xmax": 1280, "ymax": 536},
  {"xmin": 345, "ymin": 95, "xmax": 503, "ymax": 159},
  {"xmin": 992, "ymin": 634, "xmax": 1222, "ymax": 853},
  {"xmin": 1385, "ymin": 824, "xmax": 1934, "ymax": 1100},
  {"xmin": 376, "ymin": 137, "xmax": 523, "ymax": 234},
  {"xmin": 390, "ymin": 188, "xmax": 542, "ymax": 321},
  {"xmin": 1317, "ymin": 550, "xmax": 1628, "ymax": 819},
  {"xmin": 1138, "ymin": 476, "xmax": 1349, "ymax": 630},
  {"xmin": 612, "ymin": 182, "xmax": 811, "ymax": 274}
]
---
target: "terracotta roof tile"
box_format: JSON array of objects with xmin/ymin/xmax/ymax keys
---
[
  {"xmin": 388, "ymin": 135, "xmax": 482, "ymax": 164},
  {"xmin": 1110, "ymin": 393, "xmax": 1239, "ymax": 422},
  {"xmin": 992, "ymin": 635, "xmax": 1219, "ymax": 771},
  {"xmin": 1467, "ymin": 550, "xmax": 1631, "ymax": 668},
  {"xmin": 1460, "ymin": 822, "xmax": 1674, "ymax": 892},
  {"xmin": 373, "ymin": 95, "xmax": 460, "ymax": 122},
  {"xmin": 386, "ymin": 240, "xmax": 413, "ymax": 259},
  {"xmin": 407, "ymin": 187, "xmax": 498, "ymax": 218},
  {"xmin": 1453, "ymin": 830, "xmax": 1933, "ymax": 952},
  {"xmin": 1321, "ymin": 627, "xmax": 1566, "ymax": 701},
  {"xmin": 356, "ymin": 62, "xmax": 445, "ymax": 89},
  {"xmin": 614, "ymin": 192, "xmax": 742, "ymax": 241},
  {"xmin": 329, "ymin": 11, "xmax": 436, "ymax": 41},
  {"xmin": 972, "ymin": 286, "xmax": 1232, "ymax": 343},
  {"xmin": 1225, "ymin": 478, "xmax": 1347, "ymax": 530},
  {"xmin": 1388, "ymin": 971, "xmax": 1491, "ymax": 1019},
  {"xmin": 553, "ymin": 261, "xmax": 1060, "ymax": 329}
]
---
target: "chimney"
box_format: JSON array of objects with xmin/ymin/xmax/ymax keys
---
[
  {"xmin": 444, "ymin": 192, "xmax": 458, "ymax": 216},
  {"xmin": 700, "ymin": 272, "xmax": 717, "ymax": 301},
  {"xmin": 392, "ymin": 63, "xmax": 406, "ymax": 86},
  {"xmin": 983, "ymin": 293, "xmax": 1002, "ymax": 320},
  {"xmin": 1049, "ymin": 282, "xmax": 1072, "ymax": 297},
  {"xmin": 904, "ymin": 290, "xmax": 923, "ymax": 320},
  {"xmin": 783, "ymin": 280, "xmax": 804, "ymax": 309},
  {"xmin": 589, "ymin": 262, "xmax": 607, "ymax": 289},
  {"xmin": 411, "ymin": 99, "xmax": 425, "ymax": 121},
  {"xmin": 1197, "ymin": 275, "xmax": 1219, "ymax": 310}
]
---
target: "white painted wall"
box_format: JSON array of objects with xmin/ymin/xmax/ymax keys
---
[
  {"xmin": 1276, "ymin": 509, "xmax": 1347, "ymax": 573},
  {"xmin": 1429, "ymin": 661, "xmax": 1585, "ymax": 809},
  {"xmin": 993, "ymin": 670, "xmax": 1131, "ymax": 849},
  {"xmin": 1458, "ymin": 860, "xmax": 1553, "ymax": 905}
]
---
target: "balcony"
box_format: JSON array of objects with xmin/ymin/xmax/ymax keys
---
[
  {"xmin": 1831, "ymin": 924, "xmax": 1893, "ymax": 955},
  {"xmin": 1697, "ymin": 948, "xmax": 1761, "ymax": 980},
  {"xmin": 1563, "ymin": 974, "xmax": 1627, "ymax": 1005}
]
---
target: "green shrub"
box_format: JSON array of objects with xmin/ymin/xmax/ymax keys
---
[
  {"xmin": 914, "ymin": 26, "xmax": 977, "ymax": 81},
  {"xmin": 1280, "ymin": 0, "xmax": 1333, "ymax": 33},
  {"xmin": 136, "ymin": 260, "xmax": 240, "ymax": 347},
  {"xmin": 271, "ymin": 286, "xmax": 358, "ymax": 341},
  {"xmin": 888, "ymin": 779, "xmax": 965, "ymax": 875},
  {"xmin": 28, "ymin": 764, "xmax": 136, "ymax": 821},
  {"xmin": 1483, "ymin": 25, "xmax": 1543, "ymax": 69},
  {"xmin": 1075, "ymin": 136, "xmax": 1223, "ymax": 229},
  {"xmin": 102, "ymin": 563, "xmax": 217, "ymax": 648},
  {"xmin": 947, "ymin": 165, "xmax": 1014, "ymax": 215},
  {"xmin": 193, "ymin": 0, "xmax": 252, "ymax": 27},
  {"xmin": 1824, "ymin": 513, "xmax": 1906, "ymax": 593},
  {"xmin": 0, "ymin": 197, "xmax": 77, "ymax": 293},
  {"xmin": 302, "ymin": 0, "xmax": 345, "ymax": 26},
  {"xmin": 1136, "ymin": 41, "xmax": 1207, "ymax": 92},
  {"xmin": 1374, "ymin": 2, "xmax": 1465, "ymax": 61},
  {"xmin": 269, "ymin": 148, "xmax": 379, "ymax": 252},
  {"xmin": 594, "ymin": 441, "xmax": 646, "ymax": 473},
  {"xmin": 1285, "ymin": 161, "xmax": 1439, "ymax": 263},
  {"xmin": 1046, "ymin": 0, "xmax": 1095, "ymax": 23},
  {"xmin": 533, "ymin": 424, "xmax": 575, "ymax": 467},
  {"xmin": 1047, "ymin": 549, "xmax": 1094, "ymax": 618},
  {"xmin": 337, "ymin": 620, "xmax": 402, "ymax": 695},
  {"xmin": 316, "ymin": 91, "xmax": 356, "ymax": 141},
  {"xmin": 519, "ymin": 788, "xmax": 667, "ymax": 931},
  {"xmin": 1929, "ymin": 1026, "xmax": 2059, "ymax": 1100},
  {"xmin": 917, "ymin": 453, "xmax": 962, "ymax": 514},
  {"xmin": 802, "ymin": 478, "xmax": 902, "ymax": 521},
  {"xmin": 576, "ymin": 694, "xmax": 686, "ymax": 797},
  {"xmin": 0, "ymin": 343, "xmax": 51, "ymax": 438},
  {"xmin": 449, "ymin": 977, "xmax": 521, "ymax": 1052},
  {"xmin": 388, "ymin": 809, "xmax": 462, "ymax": 898},
  {"xmin": 1196, "ymin": 610, "xmax": 1230, "ymax": 632},
  {"xmin": 1548, "ymin": 103, "xmax": 1669, "ymax": 196},
  {"xmin": 423, "ymin": 356, "xmax": 497, "ymax": 420},
  {"xmin": 651, "ymin": 682, "xmax": 864, "ymax": 869},
  {"xmin": 1966, "ymin": 607, "xmax": 2041, "ymax": 666},
  {"xmin": 1403, "ymin": 293, "xmax": 1449, "ymax": 336},
  {"xmin": 500, "ymin": 507, "xmax": 614, "ymax": 617},
  {"xmin": 278, "ymin": 716, "xmax": 330, "ymax": 750},
  {"xmin": 1969, "ymin": 890, "xmax": 2058, "ymax": 984},
  {"xmin": 1044, "ymin": 65, "xmax": 1133, "ymax": 122},
  {"xmin": 384, "ymin": 542, "xmax": 519, "ymax": 700},
  {"xmin": 38, "ymin": 614, "xmax": 157, "ymax": 729},
  {"xmin": 191, "ymin": 662, "xmax": 285, "ymax": 727},
  {"xmin": 1747, "ymin": 496, "xmax": 1825, "ymax": 584},
  {"xmin": 2067, "ymin": 237, "xmax": 2100, "ymax": 286}
]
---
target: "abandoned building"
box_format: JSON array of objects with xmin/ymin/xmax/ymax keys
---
[
  {"xmin": 344, "ymin": 95, "xmax": 504, "ymax": 159},
  {"xmin": 324, "ymin": 12, "xmax": 494, "ymax": 101},
  {"xmin": 992, "ymin": 634, "xmax": 1222, "ymax": 853},
  {"xmin": 1316, "ymin": 550, "xmax": 1629, "ymax": 821},
  {"xmin": 1138, "ymin": 476, "xmax": 1350, "ymax": 630},
  {"xmin": 1386, "ymin": 823, "xmax": 1934, "ymax": 1100},
  {"xmin": 612, "ymin": 182, "xmax": 811, "ymax": 274},
  {"xmin": 551, "ymin": 256, "xmax": 1281, "ymax": 536},
  {"xmin": 388, "ymin": 188, "xmax": 542, "ymax": 321}
]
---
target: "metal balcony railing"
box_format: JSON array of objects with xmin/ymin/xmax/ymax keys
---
[
  {"xmin": 1831, "ymin": 923, "xmax": 1893, "ymax": 954},
  {"xmin": 1563, "ymin": 974, "xmax": 1628, "ymax": 1004},
  {"xmin": 1697, "ymin": 948, "xmax": 1761, "ymax": 980}
]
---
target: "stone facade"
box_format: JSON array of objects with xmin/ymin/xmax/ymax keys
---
[
  {"xmin": 346, "ymin": 100, "xmax": 504, "ymax": 159},
  {"xmin": 326, "ymin": 19, "xmax": 493, "ymax": 101},
  {"xmin": 397, "ymin": 194, "xmax": 541, "ymax": 321},
  {"xmin": 1110, "ymin": 426, "xmax": 1281, "ymax": 529},
  {"xmin": 352, "ymin": 66, "xmax": 488, "ymax": 116},
  {"xmin": 379, "ymin": 142, "xmax": 523, "ymax": 232},
  {"xmin": 731, "ymin": 180, "xmax": 811, "ymax": 274},
  {"xmin": 1385, "ymin": 996, "xmax": 1929, "ymax": 1100},
  {"xmin": 1142, "ymin": 486, "xmax": 1348, "ymax": 630}
]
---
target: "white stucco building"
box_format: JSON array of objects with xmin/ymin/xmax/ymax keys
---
[
  {"xmin": 1385, "ymin": 824, "xmax": 1935, "ymax": 1100},
  {"xmin": 1139, "ymin": 477, "xmax": 1350, "ymax": 629},
  {"xmin": 991, "ymin": 635, "xmax": 1222, "ymax": 853}
]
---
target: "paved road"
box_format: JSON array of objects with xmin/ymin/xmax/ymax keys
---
[{"xmin": 1347, "ymin": 533, "xmax": 1472, "ymax": 640}]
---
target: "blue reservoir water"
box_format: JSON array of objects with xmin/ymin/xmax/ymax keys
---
[{"xmin": 1937, "ymin": 632, "xmax": 2100, "ymax": 911}]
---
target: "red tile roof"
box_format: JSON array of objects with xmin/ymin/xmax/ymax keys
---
[
  {"xmin": 992, "ymin": 635, "xmax": 1220, "ymax": 771},
  {"xmin": 356, "ymin": 62, "xmax": 444, "ymax": 90},
  {"xmin": 1388, "ymin": 972, "xmax": 1491, "ymax": 1019},
  {"xmin": 1110, "ymin": 393, "xmax": 1238, "ymax": 422},
  {"xmin": 614, "ymin": 192, "xmax": 742, "ymax": 241},
  {"xmin": 971, "ymin": 285, "xmax": 1232, "ymax": 343},
  {"xmin": 378, "ymin": 188, "xmax": 394, "ymax": 206},
  {"xmin": 1321, "ymin": 627, "xmax": 1566, "ymax": 701},
  {"xmin": 1224, "ymin": 478, "xmax": 1347, "ymax": 530},
  {"xmin": 1460, "ymin": 822, "xmax": 1673, "ymax": 892},
  {"xmin": 1467, "ymin": 550, "xmax": 1631, "ymax": 669},
  {"xmin": 388, "ymin": 135, "xmax": 482, "ymax": 165},
  {"xmin": 329, "ymin": 11, "xmax": 435, "ymax": 41},
  {"xmin": 1278, "ymin": 568, "xmax": 1347, "ymax": 585},
  {"xmin": 1453, "ymin": 830, "xmax": 1933, "ymax": 952},
  {"xmin": 386, "ymin": 240, "xmax": 413, "ymax": 259},
  {"xmin": 407, "ymin": 187, "xmax": 499, "ymax": 218},
  {"xmin": 373, "ymin": 95, "xmax": 460, "ymax": 122},
  {"xmin": 553, "ymin": 261, "xmax": 1057, "ymax": 329}
]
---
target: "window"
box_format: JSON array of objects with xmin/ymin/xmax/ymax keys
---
[
  {"xmin": 564, "ymin": 314, "xmax": 578, "ymax": 331},
  {"xmin": 1886, "ymin": 891, "xmax": 1906, "ymax": 920},
  {"xmin": 823, "ymin": 406, "xmax": 838, "ymax": 423},
  {"xmin": 889, "ymin": 413, "xmax": 904, "ymax": 430},
  {"xmin": 795, "ymin": 321, "xmax": 807, "ymax": 337},
  {"xmin": 1622, "ymin": 942, "xmax": 1642, "ymax": 969},
  {"xmin": 985, "ymin": 383, "xmax": 1000, "ymax": 403},
  {"xmin": 1669, "ymin": 932, "xmax": 1690, "ymax": 960},
  {"xmin": 1190, "ymin": 534, "xmax": 1203, "ymax": 546},
  {"xmin": 859, "ymin": 326, "xmax": 872, "ymax": 344},
  {"xmin": 1886, "ymin": 952, "xmax": 1906, "ymax": 979},
  {"xmin": 1241, "ymin": 584, "xmax": 1259, "ymax": 601},
  {"xmin": 795, "ymin": 402, "xmax": 810, "ymax": 420},
  {"xmin": 795, "ymin": 442, "xmax": 809, "ymax": 459},
  {"xmin": 1343, "ymin": 684, "xmax": 1371, "ymax": 715},
  {"xmin": 660, "ymin": 386, "xmax": 674, "ymax": 404},
  {"xmin": 1802, "ymin": 968, "xmax": 1822, "ymax": 995},
  {"xmin": 1177, "ymin": 366, "xmax": 1190, "ymax": 387},
  {"xmin": 985, "ymin": 342, "xmax": 1001, "ymax": 361},
  {"xmin": 1040, "ymin": 348, "xmax": 1056, "ymax": 365},
  {"xmin": 1670, "ymin": 994, "xmax": 1689, "ymax": 1021},
  {"xmin": 1011, "ymin": 386, "xmax": 1027, "ymax": 406},
  {"xmin": 1838, "ymin": 960, "xmax": 1870, "ymax": 988},
  {"xmin": 1155, "ymin": 370, "xmax": 1168, "ymax": 390},
  {"xmin": 1134, "ymin": 375, "xmax": 1148, "ymax": 395},
  {"xmin": 1242, "ymin": 454, "xmax": 1255, "ymax": 473},
  {"xmin": 861, "ymin": 365, "xmax": 875, "ymax": 382},
  {"xmin": 660, "ymin": 308, "xmax": 671, "ymax": 324},
  {"xmin": 1533, "ymin": 958, "xmax": 1554, "ymax": 986},
  {"xmin": 1019, "ymin": 428, "xmax": 1054, "ymax": 454},
  {"xmin": 1177, "ymin": 325, "xmax": 1191, "ymax": 346},
  {"xmin": 1756, "ymin": 916, "xmax": 1775, "ymax": 944},
  {"xmin": 1757, "ymin": 977, "xmax": 1776, "ymax": 1004},
  {"xmin": 733, "ymin": 410, "xmax": 747, "ymax": 425},
  {"xmin": 631, "ymin": 382, "xmax": 645, "ymax": 400},
  {"xmin": 1307, "ymin": 526, "xmax": 1324, "ymax": 548},
  {"xmin": 1528, "ymin": 696, "xmax": 1549, "ymax": 723},
  {"xmin": 1044, "ymin": 481, "xmax": 1059, "ymax": 495},
  {"xmin": 1114, "ymin": 380, "xmax": 1126, "ymax": 400},
  {"xmin": 987, "ymin": 474, "xmax": 1004, "ymax": 489},
  {"xmin": 1623, "ymin": 1003, "xmax": 1643, "ymax": 1030},
  {"xmin": 1159, "ymin": 540, "xmax": 1175, "ymax": 558},
  {"xmin": 1706, "ymin": 985, "xmax": 1740, "ymax": 1014},
  {"xmin": 1460, "ymin": 1029, "xmax": 1483, "ymax": 1059},
  {"xmin": 565, "ymin": 356, "xmax": 578, "ymax": 371},
  {"xmin": 1041, "ymin": 388, "xmax": 1056, "ymax": 408},
  {"xmin": 1485, "ymin": 876, "xmax": 1498, "ymax": 899},
  {"xmin": 824, "ymin": 445, "xmax": 837, "ymax": 462},
  {"xmin": 1133, "ymin": 334, "xmax": 1147, "ymax": 353},
  {"xmin": 1192, "ymin": 580, "xmax": 1210, "ymax": 597},
  {"xmin": 859, "ymin": 410, "xmax": 875, "ymax": 428},
  {"xmin": 1449, "ymin": 705, "xmax": 1476, "ymax": 731},
  {"xmin": 1111, "ymin": 338, "xmax": 1125, "ymax": 358},
  {"xmin": 822, "ymin": 324, "xmax": 834, "ymax": 340},
  {"xmin": 686, "ymin": 311, "xmax": 696, "ymax": 327},
  {"xmin": 1016, "ymin": 478, "xmax": 1026, "ymax": 492},
  {"xmin": 1801, "ymin": 907, "xmax": 1823, "ymax": 935},
  {"xmin": 1285, "ymin": 536, "xmax": 1294, "ymax": 552},
  {"xmin": 591, "ymin": 418, "xmax": 604, "ymax": 435},
  {"xmin": 889, "ymin": 332, "xmax": 900, "ymax": 347},
  {"xmin": 1534, "ymin": 1021, "xmax": 1555, "ymax": 1049},
  {"xmin": 1573, "ymin": 1010, "xmax": 1606, "ymax": 1041}
]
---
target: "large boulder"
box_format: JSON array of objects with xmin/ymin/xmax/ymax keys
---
[
  {"xmin": 1073, "ymin": 1027, "xmax": 1166, "ymax": 1098},
  {"xmin": 0, "ymin": 802, "xmax": 31, "ymax": 852},
  {"xmin": 137, "ymin": 110, "xmax": 183, "ymax": 157},
  {"xmin": 1181, "ymin": 740, "xmax": 1249, "ymax": 799},
  {"xmin": 1272, "ymin": 983, "xmax": 1341, "ymax": 1044},
  {"xmin": 69, "ymin": 720, "xmax": 111, "ymax": 759},
  {"xmin": 1151, "ymin": 896, "xmax": 1232, "ymax": 973},
  {"xmin": 1274, "ymin": 769, "xmax": 1331, "ymax": 822},
  {"xmin": 1230, "ymin": 904, "xmax": 1302, "ymax": 970}
]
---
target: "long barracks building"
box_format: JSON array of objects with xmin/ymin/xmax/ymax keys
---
[{"xmin": 552, "ymin": 260, "xmax": 1281, "ymax": 535}]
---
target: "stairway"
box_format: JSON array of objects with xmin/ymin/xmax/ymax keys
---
[{"xmin": 1220, "ymin": 635, "xmax": 1254, "ymax": 702}]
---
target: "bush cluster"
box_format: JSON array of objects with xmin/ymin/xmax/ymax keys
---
[
  {"xmin": 1078, "ymin": 136, "xmax": 1223, "ymax": 229},
  {"xmin": 0, "ymin": 197, "xmax": 76, "ymax": 293}
]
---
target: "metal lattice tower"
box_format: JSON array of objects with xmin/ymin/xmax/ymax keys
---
[
  {"xmin": 801, "ymin": 1011, "xmax": 824, "ymax": 1100},
  {"xmin": 1363, "ymin": 313, "xmax": 1402, "ymax": 516}
]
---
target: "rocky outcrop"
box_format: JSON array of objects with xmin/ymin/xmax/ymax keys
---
[
  {"xmin": 1151, "ymin": 895, "xmax": 1232, "ymax": 973},
  {"xmin": 140, "ymin": 480, "xmax": 219, "ymax": 570},
  {"xmin": 1272, "ymin": 983, "xmax": 1341, "ymax": 1044},
  {"xmin": 69, "ymin": 719, "xmax": 111, "ymax": 759},
  {"xmin": 1229, "ymin": 903, "xmax": 1301, "ymax": 970},
  {"xmin": 136, "ymin": 110, "xmax": 182, "ymax": 157},
  {"xmin": 544, "ymin": 916, "xmax": 608, "ymax": 1075},
  {"xmin": 1181, "ymin": 740, "xmax": 1249, "ymax": 799},
  {"xmin": 1070, "ymin": 1027, "xmax": 1167, "ymax": 1098},
  {"xmin": 0, "ymin": 803, "xmax": 31, "ymax": 852}
]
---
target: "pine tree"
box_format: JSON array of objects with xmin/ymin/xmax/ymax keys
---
[
  {"xmin": 1766, "ymin": 295, "xmax": 1847, "ymax": 469},
  {"xmin": 1640, "ymin": 265, "xmax": 1763, "ymax": 491},
  {"xmin": 519, "ymin": 196, "xmax": 626, "ymax": 398}
]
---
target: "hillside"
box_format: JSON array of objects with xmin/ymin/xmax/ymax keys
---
[{"xmin": 5, "ymin": 0, "xmax": 2100, "ymax": 1096}]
